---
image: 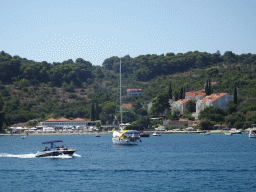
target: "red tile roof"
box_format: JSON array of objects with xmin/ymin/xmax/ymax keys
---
[
  {"xmin": 204, "ymin": 82, "xmax": 217, "ymax": 85},
  {"xmin": 200, "ymin": 93, "xmax": 227, "ymax": 102},
  {"xmin": 72, "ymin": 118, "xmax": 85, "ymax": 121},
  {"xmin": 127, "ymin": 89, "xmax": 142, "ymax": 92},
  {"xmin": 57, "ymin": 118, "xmax": 70, "ymax": 122},
  {"xmin": 121, "ymin": 103, "xmax": 132, "ymax": 108},
  {"xmin": 185, "ymin": 90, "xmax": 206, "ymax": 98},
  {"xmin": 45, "ymin": 118, "xmax": 57, "ymax": 122},
  {"xmin": 175, "ymin": 98, "xmax": 191, "ymax": 104}
]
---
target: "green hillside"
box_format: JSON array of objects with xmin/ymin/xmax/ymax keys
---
[{"xmin": 0, "ymin": 50, "xmax": 256, "ymax": 130}]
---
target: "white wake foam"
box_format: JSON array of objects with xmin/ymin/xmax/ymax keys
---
[
  {"xmin": 73, "ymin": 153, "xmax": 81, "ymax": 157},
  {"xmin": 0, "ymin": 153, "xmax": 36, "ymax": 158},
  {"xmin": 0, "ymin": 153, "xmax": 81, "ymax": 159}
]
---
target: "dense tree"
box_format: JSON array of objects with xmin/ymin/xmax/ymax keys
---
[
  {"xmin": 95, "ymin": 100, "xmax": 99, "ymax": 120},
  {"xmin": 150, "ymin": 91, "xmax": 170, "ymax": 116},
  {"xmin": 168, "ymin": 82, "xmax": 172, "ymax": 100},
  {"xmin": 185, "ymin": 100, "xmax": 196, "ymax": 113},
  {"xmin": 234, "ymin": 83, "xmax": 237, "ymax": 104},
  {"xmin": 90, "ymin": 103, "xmax": 95, "ymax": 121}
]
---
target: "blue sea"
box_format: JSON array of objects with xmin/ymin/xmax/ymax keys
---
[{"xmin": 1, "ymin": 133, "xmax": 256, "ymax": 192}]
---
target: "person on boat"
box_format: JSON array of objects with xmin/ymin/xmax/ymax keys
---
[
  {"xmin": 60, "ymin": 145, "xmax": 64, "ymax": 150},
  {"xmin": 44, "ymin": 147, "xmax": 48, "ymax": 151}
]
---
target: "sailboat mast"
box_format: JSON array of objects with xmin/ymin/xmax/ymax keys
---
[{"xmin": 120, "ymin": 58, "xmax": 122, "ymax": 127}]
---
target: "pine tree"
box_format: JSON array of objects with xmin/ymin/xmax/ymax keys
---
[
  {"xmin": 205, "ymin": 81, "xmax": 209, "ymax": 95},
  {"xmin": 180, "ymin": 87, "xmax": 183, "ymax": 99},
  {"xmin": 95, "ymin": 100, "xmax": 99, "ymax": 120},
  {"xmin": 183, "ymin": 86, "xmax": 186, "ymax": 99},
  {"xmin": 208, "ymin": 79, "xmax": 212, "ymax": 95},
  {"xmin": 91, "ymin": 102, "xmax": 95, "ymax": 121},
  {"xmin": 168, "ymin": 82, "xmax": 172, "ymax": 100},
  {"xmin": 234, "ymin": 83, "xmax": 237, "ymax": 104}
]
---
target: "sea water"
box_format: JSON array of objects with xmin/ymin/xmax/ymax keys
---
[{"xmin": 0, "ymin": 133, "xmax": 256, "ymax": 191}]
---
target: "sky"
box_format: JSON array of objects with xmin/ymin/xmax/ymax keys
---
[{"xmin": 0, "ymin": 0, "xmax": 256, "ymax": 65}]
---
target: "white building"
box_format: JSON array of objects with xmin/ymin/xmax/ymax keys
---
[
  {"xmin": 40, "ymin": 117, "xmax": 97, "ymax": 128},
  {"xmin": 127, "ymin": 89, "xmax": 142, "ymax": 96},
  {"xmin": 196, "ymin": 93, "xmax": 233, "ymax": 114},
  {"xmin": 171, "ymin": 98, "xmax": 191, "ymax": 114}
]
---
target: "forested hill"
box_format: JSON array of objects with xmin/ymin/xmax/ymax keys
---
[{"xmin": 0, "ymin": 50, "xmax": 256, "ymax": 130}]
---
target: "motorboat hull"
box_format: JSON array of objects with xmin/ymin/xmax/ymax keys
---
[
  {"xmin": 249, "ymin": 133, "xmax": 256, "ymax": 138},
  {"xmin": 112, "ymin": 138, "xmax": 140, "ymax": 145},
  {"xmin": 35, "ymin": 149, "xmax": 76, "ymax": 157}
]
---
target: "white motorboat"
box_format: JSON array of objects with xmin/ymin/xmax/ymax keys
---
[
  {"xmin": 152, "ymin": 132, "xmax": 161, "ymax": 136},
  {"xmin": 112, "ymin": 130, "xmax": 141, "ymax": 145},
  {"xmin": 225, "ymin": 132, "xmax": 233, "ymax": 136},
  {"xmin": 249, "ymin": 125, "xmax": 256, "ymax": 138},
  {"xmin": 229, "ymin": 128, "xmax": 242, "ymax": 134},
  {"xmin": 21, "ymin": 136, "xmax": 26, "ymax": 139},
  {"xmin": 95, "ymin": 134, "xmax": 101, "ymax": 137},
  {"xmin": 35, "ymin": 140, "xmax": 76, "ymax": 157}
]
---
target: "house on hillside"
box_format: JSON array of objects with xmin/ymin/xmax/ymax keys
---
[
  {"xmin": 196, "ymin": 93, "xmax": 233, "ymax": 114},
  {"xmin": 171, "ymin": 98, "xmax": 191, "ymax": 114},
  {"xmin": 185, "ymin": 90, "xmax": 206, "ymax": 101},
  {"xmin": 127, "ymin": 89, "xmax": 142, "ymax": 96},
  {"xmin": 204, "ymin": 82, "xmax": 218, "ymax": 89},
  {"xmin": 121, "ymin": 103, "xmax": 133, "ymax": 109}
]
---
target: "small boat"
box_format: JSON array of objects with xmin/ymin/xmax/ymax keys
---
[
  {"xmin": 229, "ymin": 128, "xmax": 242, "ymax": 134},
  {"xmin": 112, "ymin": 130, "xmax": 141, "ymax": 145},
  {"xmin": 95, "ymin": 134, "xmax": 101, "ymax": 137},
  {"xmin": 21, "ymin": 136, "xmax": 26, "ymax": 139},
  {"xmin": 152, "ymin": 132, "xmax": 161, "ymax": 136},
  {"xmin": 249, "ymin": 125, "xmax": 256, "ymax": 138},
  {"xmin": 35, "ymin": 140, "xmax": 76, "ymax": 157},
  {"xmin": 200, "ymin": 132, "xmax": 210, "ymax": 135},
  {"xmin": 140, "ymin": 133, "xmax": 150, "ymax": 137},
  {"xmin": 225, "ymin": 132, "xmax": 233, "ymax": 136}
]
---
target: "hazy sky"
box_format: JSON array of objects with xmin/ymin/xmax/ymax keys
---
[{"xmin": 1, "ymin": 0, "xmax": 255, "ymax": 65}]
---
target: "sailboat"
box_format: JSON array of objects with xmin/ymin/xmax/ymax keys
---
[{"xmin": 112, "ymin": 58, "xmax": 141, "ymax": 145}]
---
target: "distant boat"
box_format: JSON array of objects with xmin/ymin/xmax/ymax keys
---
[
  {"xmin": 225, "ymin": 132, "xmax": 233, "ymax": 136},
  {"xmin": 140, "ymin": 133, "xmax": 150, "ymax": 137},
  {"xmin": 152, "ymin": 132, "xmax": 161, "ymax": 136},
  {"xmin": 21, "ymin": 136, "xmax": 26, "ymax": 139},
  {"xmin": 249, "ymin": 124, "xmax": 256, "ymax": 138},
  {"xmin": 95, "ymin": 134, "xmax": 101, "ymax": 137},
  {"xmin": 200, "ymin": 132, "xmax": 210, "ymax": 136},
  {"xmin": 229, "ymin": 128, "xmax": 242, "ymax": 134}
]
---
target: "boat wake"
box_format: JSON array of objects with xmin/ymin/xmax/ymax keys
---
[
  {"xmin": 0, "ymin": 153, "xmax": 81, "ymax": 159},
  {"xmin": 0, "ymin": 153, "xmax": 36, "ymax": 158}
]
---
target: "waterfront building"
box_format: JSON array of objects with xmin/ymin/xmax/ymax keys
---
[{"xmin": 39, "ymin": 117, "xmax": 98, "ymax": 128}]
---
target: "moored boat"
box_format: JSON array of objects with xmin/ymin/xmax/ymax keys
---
[
  {"xmin": 152, "ymin": 132, "xmax": 161, "ymax": 136},
  {"xmin": 112, "ymin": 130, "xmax": 141, "ymax": 145},
  {"xmin": 229, "ymin": 128, "xmax": 242, "ymax": 134},
  {"xmin": 249, "ymin": 124, "xmax": 256, "ymax": 138},
  {"xmin": 35, "ymin": 140, "xmax": 76, "ymax": 157},
  {"xmin": 225, "ymin": 132, "xmax": 233, "ymax": 136}
]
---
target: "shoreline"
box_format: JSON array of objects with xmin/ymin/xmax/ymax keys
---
[{"xmin": 0, "ymin": 130, "xmax": 247, "ymax": 136}]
